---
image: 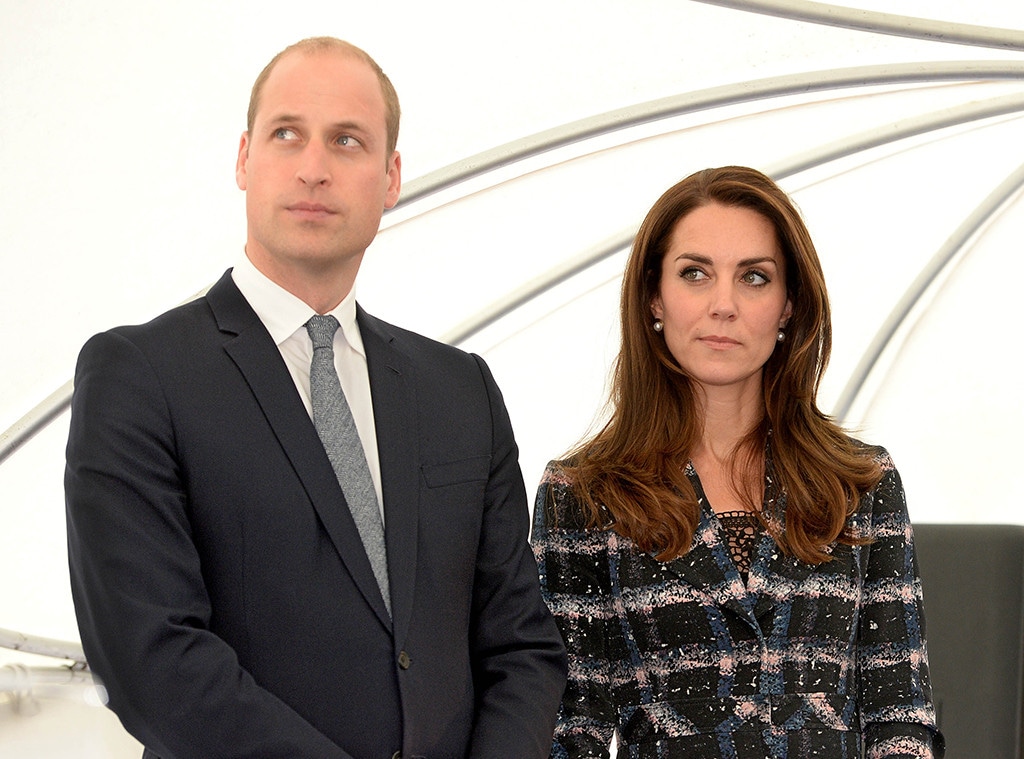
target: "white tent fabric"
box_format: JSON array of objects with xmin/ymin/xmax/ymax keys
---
[{"xmin": 2, "ymin": 0, "xmax": 1022, "ymax": 754}]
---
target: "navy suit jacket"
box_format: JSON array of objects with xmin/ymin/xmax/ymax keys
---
[{"xmin": 65, "ymin": 270, "xmax": 566, "ymax": 759}]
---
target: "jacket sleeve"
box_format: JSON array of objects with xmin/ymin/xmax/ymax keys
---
[
  {"xmin": 531, "ymin": 463, "xmax": 619, "ymax": 759},
  {"xmin": 857, "ymin": 451, "xmax": 945, "ymax": 759},
  {"xmin": 465, "ymin": 356, "xmax": 568, "ymax": 759},
  {"xmin": 65, "ymin": 330, "xmax": 356, "ymax": 759}
]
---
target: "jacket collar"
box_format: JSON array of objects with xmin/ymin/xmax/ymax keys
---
[
  {"xmin": 663, "ymin": 464, "xmax": 815, "ymax": 632},
  {"xmin": 206, "ymin": 271, "xmax": 398, "ymax": 633},
  {"xmin": 357, "ymin": 306, "xmax": 421, "ymax": 647}
]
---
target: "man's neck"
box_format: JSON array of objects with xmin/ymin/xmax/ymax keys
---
[{"xmin": 244, "ymin": 249, "xmax": 358, "ymax": 314}]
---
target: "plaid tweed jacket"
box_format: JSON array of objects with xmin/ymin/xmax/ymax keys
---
[{"xmin": 532, "ymin": 448, "xmax": 943, "ymax": 759}]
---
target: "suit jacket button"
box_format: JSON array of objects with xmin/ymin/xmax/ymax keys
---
[{"xmin": 398, "ymin": 650, "xmax": 411, "ymax": 669}]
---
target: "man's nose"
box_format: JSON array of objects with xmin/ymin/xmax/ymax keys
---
[{"xmin": 296, "ymin": 142, "xmax": 331, "ymax": 186}]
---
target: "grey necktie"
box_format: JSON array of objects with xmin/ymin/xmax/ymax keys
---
[{"xmin": 305, "ymin": 314, "xmax": 390, "ymax": 616}]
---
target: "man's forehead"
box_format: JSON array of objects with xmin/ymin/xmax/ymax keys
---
[
  {"xmin": 259, "ymin": 51, "xmax": 380, "ymax": 109},
  {"xmin": 268, "ymin": 49, "xmax": 374, "ymax": 88}
]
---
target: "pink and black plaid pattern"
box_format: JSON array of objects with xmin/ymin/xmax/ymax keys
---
[{"xmin": 532, "ymin": 448, "xmax": 943, "ymax": 759}]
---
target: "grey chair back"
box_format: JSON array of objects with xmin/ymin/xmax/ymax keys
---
[{"xmin": 914, "ymin": 523, "xmax": 1024, "ymax": 758}]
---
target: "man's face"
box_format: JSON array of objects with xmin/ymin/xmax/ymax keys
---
[{"xmin": 235, "ymin": 50, "xmax": 401, "ymax": 283}]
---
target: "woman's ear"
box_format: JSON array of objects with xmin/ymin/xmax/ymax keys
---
[{"xmin": 780, "ymin": 298, "xmax": 793, "ymax": 327}]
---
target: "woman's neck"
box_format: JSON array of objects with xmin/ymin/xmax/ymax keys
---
[
  {"xmin": 690, "ymin": 380, "xmax": 766, "ymax": 513},
  {"xmin": 694, "ymin": 380, "xmax": 765, "ymax": 460}
]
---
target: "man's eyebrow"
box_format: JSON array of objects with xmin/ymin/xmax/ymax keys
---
[
  {"xmin": 266, "ymin": 114, "xmax": 368, "ymax": 131},
  {"xmin": 265, "ymin": 113, "xmax": 302, "ymax": 125}
]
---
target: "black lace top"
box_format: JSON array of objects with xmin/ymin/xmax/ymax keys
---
[{"xmin": 716, "ymin": 510, "xmax": 762, "ymax": 579}]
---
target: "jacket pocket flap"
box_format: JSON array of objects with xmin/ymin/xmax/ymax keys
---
[
  {"xmin": 421, "ymin": 455, "xmax": 490, "ymax": 487},
  {"xmin": 622, "ymin": 693, "xmax": 858, "ymax": 741}
]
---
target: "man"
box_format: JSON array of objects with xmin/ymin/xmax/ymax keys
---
[{"xmin": 65, "ymin": 37, "xmax": 566, "ymax": 759}]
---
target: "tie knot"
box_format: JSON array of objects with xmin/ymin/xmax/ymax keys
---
[{"xmin": 306, "ymin": 314, "xmax": 340, "ymax": 350}]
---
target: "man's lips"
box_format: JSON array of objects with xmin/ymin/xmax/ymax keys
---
[{"xmin": 286, "ymin": 202, "xmax": 337, "ymax": 219}]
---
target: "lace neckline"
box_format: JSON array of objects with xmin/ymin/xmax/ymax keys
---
[{"xmin": 715, "ymin": 510, "xmax": 762, "ymax": 578}]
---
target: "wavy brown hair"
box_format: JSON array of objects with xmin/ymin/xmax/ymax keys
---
[{"xmin": 564, "ymin": 166, "xmax": 880, "ymax": 564}]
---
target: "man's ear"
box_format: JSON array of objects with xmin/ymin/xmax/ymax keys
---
[
  {"xmin": 235, "ymin": 132, "xmax": 250, "ymax": 191},
  {"xmin": 384, "ymin": 150, "xmax": 401, "ymax": 209}
]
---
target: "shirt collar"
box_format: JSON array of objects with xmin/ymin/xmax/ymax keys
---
[{"xmin": 231, "ymin": 252, "xmax": 365, "ymax": 357}]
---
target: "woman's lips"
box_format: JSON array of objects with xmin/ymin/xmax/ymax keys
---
[{"xmin": 699, "ymin": 335, "xmax": 740, "ymax": 349}]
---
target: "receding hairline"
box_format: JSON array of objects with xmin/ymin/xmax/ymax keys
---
[{"xmin": 246, "ymin": 37, "xmax": 400, "ymax": 154}]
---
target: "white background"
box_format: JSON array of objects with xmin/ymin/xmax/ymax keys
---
[{"xmin": 2, "ymin": 0, "xmax": 1023, "ymax": 754}]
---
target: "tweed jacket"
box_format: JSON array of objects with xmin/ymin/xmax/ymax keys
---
[{"xmin": 532, "ymin": 448, "xmax": 943, "ymax": 759}]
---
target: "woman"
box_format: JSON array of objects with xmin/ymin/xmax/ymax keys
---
[{"xmin": 532, "ymin": 166, "xmax": 943, "ymax": 758}]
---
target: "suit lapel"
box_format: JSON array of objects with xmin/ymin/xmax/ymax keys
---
[
  {"xmin": 206, "ymin": 272, "xmax": 392, "ymax": 630},
  {"xmin": 747, "ymin": 493, "xmax": 815, "ymax": 622},
  {"xmin": 665, "ymin": 504, "xmax": 756, "ymax": 625},
  {"xmin": 663, "ymin": 465, "xmax": 755, "ymax": 624},
  {"xmin": 359, "ymin": 308, "xmax": 420, "ymax": 647},
  {"xmin": 662, "ymin": 462, "xmax": 821, "ymax": 629}
]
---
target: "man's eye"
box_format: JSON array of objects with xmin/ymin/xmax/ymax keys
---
[
  {"xmin": 273, "ymin": 128, "xmax": 297, "ymax": 140},
  {"xmin": 337, "ymin": 135, "xmax": 362, "ymax": 147}
]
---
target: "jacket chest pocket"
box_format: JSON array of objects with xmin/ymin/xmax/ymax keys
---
[
  {"xmin": 420, "ymin": 455, "xmax": 490, "ymax": 488},
  {"xmin": 418, "ymin": 456, "xmax": 492, "ymax": 542}
]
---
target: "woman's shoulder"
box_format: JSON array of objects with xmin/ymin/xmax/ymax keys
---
[
  {"xmin": 539, "ymin": 458, "xmax": 577, "ymax": 487},
  {"xmin": 538, "ymin": 458, "xmax": 581, "ymax": 511},
  {"xmin": 844, "ymin": 441, "xmax": 910, "ymax": 528},
  {"xmin": 835, "ymin": 434, "xmax": 897, "ymax": 477},
  {"xmin": 842, "ymin": 434, "xmax": 884, "ymax": 455},
  {"xmin": 536, "ymin": 458, "xmax": 603, "ymax": 532},
  {"xmin": 844, "ymin": 437, "xmax": 899, "ymax": 475}
]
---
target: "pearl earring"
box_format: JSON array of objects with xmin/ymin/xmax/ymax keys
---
[
  {"xmin": 653, "ymin": 319, "xmax": 664, "ymax": 332},
  {"xmin": 777, "ymin": 329, "xmax": 785, "ymax": 342}
]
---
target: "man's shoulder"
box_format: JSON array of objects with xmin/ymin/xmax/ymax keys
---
[
  {"xmin": 83, "ymin": 272, "xmax": 240, "ymax": 362},
  {"xmin": 357, "ymin": 307, "xmax": 478, "ymax": 367},
  {"xmin": 108, "ymin": 271, "xmax": 240, "ymax": 336},
  {"xmin": 90, "ymin": 298, "xmax": 213, "ymax": 361}
]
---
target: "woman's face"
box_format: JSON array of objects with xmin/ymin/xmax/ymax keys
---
[{"xmin": 651, "ymin": 202, "xmax": 793, "ymax": 397}]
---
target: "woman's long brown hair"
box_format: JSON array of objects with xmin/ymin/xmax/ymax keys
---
[{"xmin": 564, "ymin": 166, "xmax": 880, "ymax": 564}]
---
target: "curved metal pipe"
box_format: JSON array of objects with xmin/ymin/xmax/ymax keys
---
[
  {"xmin": 0, "ymin": 627, "xmax": 86, "ymax": 666},
  {"xmin": 0, "ymin": 381, "xmax": 72, "ymax": 467},
  {"xmin": 765, "ymin": 93, "xmax": 1024, "ymax": 178},
  {"xmin": 0, "ymin": 663, "xmax": 102, "ymax": 709},
  {"xmin": 0, "ymin": 283, "xmax": 211, "ymax": 468},
  {"xmin": 833, "ymin": 161, "xmax": 1024, "ymax": 421},
  {"xmin": 441, "ymin": 93, "xmax": 1024, "ymax": 345},
  {"xmin": 692, "ymin": 0, "xmax": 1024, "ymax": 51},
  {"xmin": 4, "ymin": 64, "xmax": 1024, "ymax": 464},
  {"xmin": 441, "ymin": 236, "xmax": 628, "ymax": 346},
  {"xmin": 398, "ymin": 61, "xmax": 1024, "ymax": 206}
]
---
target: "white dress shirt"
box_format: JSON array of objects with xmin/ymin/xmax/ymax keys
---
[{"xmin": 231, "ymin": 255, "xmax": 384, "ymax": 522}]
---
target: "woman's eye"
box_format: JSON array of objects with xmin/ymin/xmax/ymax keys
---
[
  {"xmin": 742, "ymin": 270, "xmax": 769, "ymax": 286},
  {"xmin": 681, "ymin": 267, "xmax": 708, "ymax": 281}
]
